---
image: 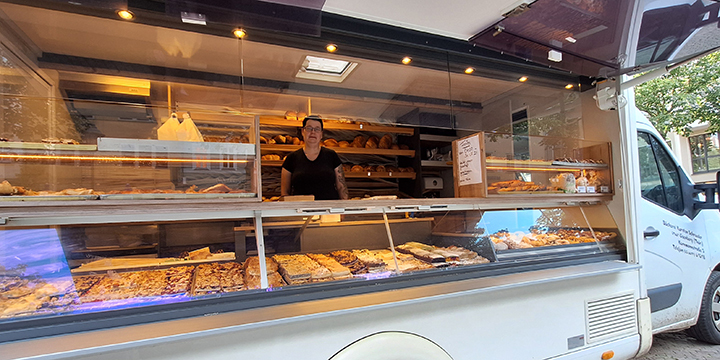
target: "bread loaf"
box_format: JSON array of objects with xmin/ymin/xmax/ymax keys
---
[
  {"xmin": 324, "ymin": 139, "xmax": 339, "ymax": 147},
  {"xmin": 352, "ymin": 135, "xmax": 366, "ymax": 148},
  {"xmin": 342, "ymin": 164, "xmax": 352, "ymax": 173},
  {"xmin": 259, "ymin": 136, "xmax": 268, "ymax": 144},
  {"xmin": 364, "ymin": 165, "xmax": 376, "ymax": 172},
  {"xmin": 376, "ymin": 165, "xmax": 386, "ymax": 172},
  {"xmin": 399, "ymin": 144, "xmax": 409, "ymax": 150},
  {"xmin": 390, "ymin": 144, "xmax": 399, "ymax": 150},
  {"xmin": 365, "ymin": 136, "xmax": 379, "ymax": 149},
  {"xmin": 292, "ymin": 137, "xmax": 301, "ymax": 145},
  {"xmin": 284, "ymin": 111, "xmax": 297, "ymax": 121},
  {"xmin": 338, "ymin": 140, "xmax": 350, "ymax": 147},
  {"xmin": 378, "ymin": 134, "xmax": 392, "ymax": 149},
  {"xmin": 351, "ymin": 165, "xmax": 364, "ymax": 172},
  {"xmin": 273, "ymin": 135, "xmax": 286, "ymax": 144}
]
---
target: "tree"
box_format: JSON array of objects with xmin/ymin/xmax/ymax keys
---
[{"xmin": 634, "ymin": 51, "xmax": 720, "ymax": 140}]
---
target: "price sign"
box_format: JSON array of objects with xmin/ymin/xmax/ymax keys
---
[{"xmin": 457, "ymin": 136, "xmax": 482, "ymax": 186}]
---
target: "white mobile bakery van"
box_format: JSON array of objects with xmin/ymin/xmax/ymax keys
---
[{"xmin": 0, "ymin": 0, "xmax": 719, "ymax": 359}]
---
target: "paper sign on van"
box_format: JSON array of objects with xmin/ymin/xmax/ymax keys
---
[{"xmin": 457, "ymin": 136, "xmax": 482, "ymax": 186}]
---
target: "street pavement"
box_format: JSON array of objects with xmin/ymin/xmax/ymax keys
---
[{"xmin": 638, "ymin": 332, "xmax": 720, "ymax": 359}]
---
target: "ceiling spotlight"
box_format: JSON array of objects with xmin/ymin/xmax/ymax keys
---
[
  {"xmin": 117, "ymin": 10, "xmax": 134, "ymax": 20},
  {"xmin": 233, "ymin": 28, "xmax": 246, "ymax": 39},
  {"xmin": 565, "ymin": 36, "xmax": 577, "ymax": 43},
  {"xmin": 518, "ymin": 76, "xmax": 528, "ymax": 82},
  {"xmin": 464, "ymin": 67, "xmax": 475, "ymax": 74},
  {"xmin": 326, "ymin": 44, "xmax": 337, "ymax": 53},
  {"xmin": 565, "ymin": 84, "xmax": 574, "ymax": 89},
  {"xmin": 402, "ymin": 57, "xmax": 412, "ymax": 65}
]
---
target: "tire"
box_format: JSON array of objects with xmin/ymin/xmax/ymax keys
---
[{"xmin": 687, "ymin": 271, "xmax": 720, "ymax": 344}]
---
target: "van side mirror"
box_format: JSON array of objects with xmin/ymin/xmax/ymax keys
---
[{"xmin": 693, "ymin": 171, "xmax": 720, "ymax": 212}]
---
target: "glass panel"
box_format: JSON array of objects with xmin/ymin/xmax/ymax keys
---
[
  {"xmin": 650, "ymin": 135, "xmax": 684, "ymax": 213},
  {"xmin": 706, "ymin": 133, "xmax": 720, "ymax": 157},
  {"xmin": 240, "ymin": 39, "xmax": 452, "ymax": 199},
  {"xmin": 638, "ymin": 133, "xmax": 667, "ymax": 206},
  {"xmin": 484, "ymin": 134, "xmax": 613, "ymax": 194},
  {"xmin": 0, "ymin": 3, "xmax": 259, "ymax": 199},
  {"xmin": 469, "ymin": 0, "xmax": 633, "ymax": 77},
  {"xmin": 0, "ymin": 219, "xmax": 250, "ymax": 322},
  {"xmin": 1, "ymin": 206, "xmax": 624, "ymax": 324},
  {"xmin": 481, "ymin": 206, "xmax": 622, "ymax": 254},
  {"xmin": 689, "ymin": 135, "xmax": 703, "ymax": 159},
  {"xmin": 693, "ymin": 158, "xmax": 708, "ymax": 173},
  {"xmin": 708, "ymin": 156, "xmax": 720, "ymax": 172}
]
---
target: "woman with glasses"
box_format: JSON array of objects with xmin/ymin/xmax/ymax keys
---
[{"xmin": 281, "ymin": 116, "xmax": 349, "ymax": 200}]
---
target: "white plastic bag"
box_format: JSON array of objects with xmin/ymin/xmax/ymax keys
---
[
  {"xmin": 157, "ymin": 112, "xmax": 180, "ymax": 141},
  {"xmin": 176, "ymin": 113, "xmax": 204, "ymax": 142}
]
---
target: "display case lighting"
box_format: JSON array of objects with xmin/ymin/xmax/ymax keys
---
[
  {"xmin": 518, "ymin": 76, "xmax": 528, "ymax": 82},
  {"xmin": 326, "ymin": 44, "xmax": 337, "ymax": 53},
  {"xmin": 117, "ymin": 10, "xmax": 134, "ymax": 20},
  {"xmin": 233, "ymin": 28, "xmax": 246, "ymax": 39},
  {"xmin": 565, "ymin": 84, "xmax": 574, "ymax": 89},
  {"xmin": 464, "ymin": 67, "xmax": 474, "ymax": 74},
  {"xmin": 401, "ymin": 57, "xmax": 412, "ymax": 65}
]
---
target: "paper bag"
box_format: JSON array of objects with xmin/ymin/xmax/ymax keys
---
[
  {"xmin": 157, "ymin": 113, "xmax": 180, "ymax": 141},
  {"xmin": 176, "ymin": 113, "xmax": 204, "ymax": 142}
]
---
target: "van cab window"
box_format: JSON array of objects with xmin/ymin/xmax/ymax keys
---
[{"xmin": 638, "ymin": 132, "xmax": 684, "ymax": 213}]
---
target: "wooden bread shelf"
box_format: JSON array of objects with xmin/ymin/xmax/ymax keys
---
[
  {"xmin": 345, "ymin": 171, "xmax": 416, "ymax": 179},
  {"xmin": 259, "ymin": 160, "xmax": 415, "ymax": 179},
  {"xmin": 259, "ymin": 116, "xmax": 415, "ymax": 135},
  {"xmin": 261, "ymin": 144, "xmax": 415, "ymax": 157},
  {"xmin": 421, "ymin": 160, "xmax": 453, "ymax": 168},
  {"xmin": 485, "ymin": 159, "xmax": 608, "ymax": 171}
]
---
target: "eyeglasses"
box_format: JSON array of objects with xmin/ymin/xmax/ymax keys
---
[{"xmin": 303, "ymin": 126, "xmax": 323, "ymax": 133}]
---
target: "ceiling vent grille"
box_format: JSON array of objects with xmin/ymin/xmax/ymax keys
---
[{"xmin": 586, "ymin": 293, "xmax": 637, "ymax": 343}]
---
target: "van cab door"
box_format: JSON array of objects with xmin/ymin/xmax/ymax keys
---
[{"xmin": 637, "ymin": 129, "xmax": 710, "ymax": 331}]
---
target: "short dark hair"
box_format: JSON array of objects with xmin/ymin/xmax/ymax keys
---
[{"xmin": 302, "ymin": 115, "xmax": 323, "ymax": 130}]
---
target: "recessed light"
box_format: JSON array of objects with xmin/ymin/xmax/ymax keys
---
[
  {"xmin": 565, "ymin": 84, "xmax": 574, "ymax": 89},
  {"xmin": 326, "ymin": 44, "xmax": 337, "ymax": 53},
  {"xmin": 464, "ymin": 67, "xmax": 474, "ymax": 74},
  {"xmin": 402, "ymin": 57, "xmax": 412, "ymax": 65},
  {"xmin": 233, "ymin": 28, "xmax": 246, "ymax": 39},
  {"xmin": 518, "ymin": 76, "xmax": 528, "ymax": 82},
  {"xmin": 117, "ymin": 10, "xmax": 134, "ymax": 20},
  {"xmin": 548, "ymin": 50, "xmax": 562, "ymax": 62},
  {"xmin": 565, "ymin": 36, "xmax": 577, "ymax": 43}
]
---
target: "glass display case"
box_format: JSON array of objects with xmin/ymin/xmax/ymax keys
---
[
  {"xmin": 0, "ymin": 107, "xmax": 259, "ymax": 201},
  {"xmin": 0, "ymin": 204, "xmax": 624, "ymax": 340},
  {"xmin": 453, "ymin": 132, "xmax": 613, "ymax": 198}
]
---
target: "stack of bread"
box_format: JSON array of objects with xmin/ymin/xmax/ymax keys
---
[
  {"xmin": 306, "ymin": 254, "xmax": 352, "ymax": 280},
  {"xmin": 243, "ymin": 257, "xmax": 285, "ymax": 289},
  {"xmin": 328, "ymin": 250, "xmax": 368, "ymax": 274},
  {"xmin": 272, "ymin": 254, "xmax": 313, "ymax": 285},
  {"xmin": 370, "ymin": 249, "xmax": 434, "ymax": 272},
  {"xmin": 351, "ymin": 249, "xmax": 386, "ymax": 273}
]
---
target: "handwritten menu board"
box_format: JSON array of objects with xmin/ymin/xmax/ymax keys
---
[{"xmin": 457, "ymin": 135, "xmax": 482, "ymax": 186}]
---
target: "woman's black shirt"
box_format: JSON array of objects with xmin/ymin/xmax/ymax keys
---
[{"xmin": 282, "ymin": 147, "xmax": 342, "ymax": 200}]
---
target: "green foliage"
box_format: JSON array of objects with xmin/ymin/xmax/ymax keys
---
[{"xmin": 634, "ymin": 51, "xmax": 720, "ymax": 139}]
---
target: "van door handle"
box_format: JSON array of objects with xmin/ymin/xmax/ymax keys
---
[{"xmin": 644, "ymin": 227, "xmax": 660, "ymax": 240}]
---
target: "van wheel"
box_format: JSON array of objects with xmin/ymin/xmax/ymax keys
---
[{"xmin": 687, "ymin": 271, "xmax": 720, "ymax": 344}]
